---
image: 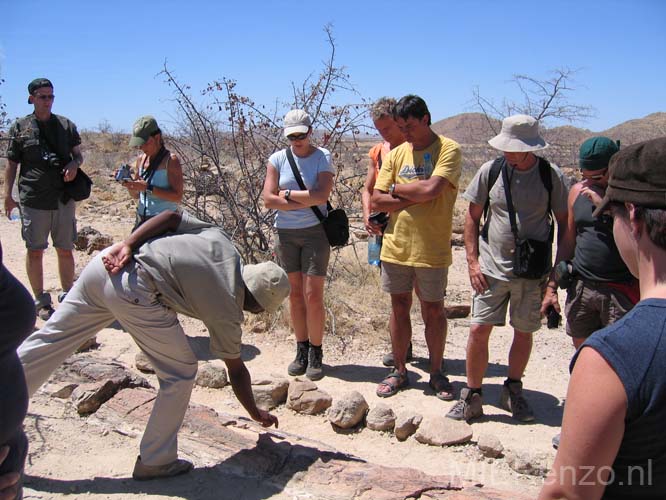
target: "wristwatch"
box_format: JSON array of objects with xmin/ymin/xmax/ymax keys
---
[
  {"xmin": 284, "ymin": 189, "xmax": 291, "ymax": 200},
  {"xmin": 389, "ymin": 184, "xmax": 396, "ymax": 197}
]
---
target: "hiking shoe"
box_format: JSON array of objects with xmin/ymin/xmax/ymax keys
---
[
  {"xmin": 305, "ymin": 346, "xmax": 324, "ymax": 381},
  {"xmin": 132, "ymin": 456, "xmax": 193, "ymax": 481},
  {"xmin": 446, "ymin": 387, "xmax": 483, "ymax": 422},
  {"xmin": 57, "ymin": 291, "xmax": 68, "ymax": 303},
  {"xmin": 499, "ymin": 381, "xmax": 535, "ymax": 422},
  {"xmin": 382, "ymin": 341, "xmax": 414, "ymax": 367},
  {"xmin": 288, "ymin": 342, "xmax": 309, "ymax": 376},
  {"xmin": 552, "ymin": 433, "xmax": 560, "ymax": 449},
  {"xmin": 35, "ymin": 292, "xmax": 55, "ymax": 321}
]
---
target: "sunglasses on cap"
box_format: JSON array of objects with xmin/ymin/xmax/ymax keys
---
[{"xmin": 287, "ymin": 133, "xmax": 308, "ymax": 141}]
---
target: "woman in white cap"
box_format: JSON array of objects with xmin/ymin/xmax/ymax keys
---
[
  {"xmin": 262, "ymin": 109, "xmax": 335, "ymax": 381},
  {"xmin": 122, "ymin": 115, "xmax": 184, "ymax": 229}
]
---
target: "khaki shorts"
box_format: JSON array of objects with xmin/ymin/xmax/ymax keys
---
[
  {"xmin": 471, "ymin": 275, "xmax": 545, "ymax": 333},
  {"xmin": 275, "ymin": 224, "xmax": 330, "ymax": 276},
  {"xmin": 381, "ymin": 261, "xmax": 448, "ymax": 302},
  {"xmin": 21, "ymin": 200, "xmax": 77, "ymax": 251},
  {"xmin": 565, "ymin": 278, "xmax": 636, "ymax": 338}
]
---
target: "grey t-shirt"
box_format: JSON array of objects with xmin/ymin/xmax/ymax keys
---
[
  {"xmin": 463, "ymin": 157, "xmax": 569, "ymax": 280},
  {"xmin": 133, "ymin": 212, "xmax": 245, "ymax": 359}
]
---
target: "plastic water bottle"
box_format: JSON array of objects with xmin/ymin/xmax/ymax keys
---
[
  {"xmin": 367, "ymin": 235, "xmax": 382, "ymax": 267},
  {"xmin": 9, "ymin": 208, "xmax": 21, "ymax": 221},
  {"xmin": 423, "ymin": 152, "xmax": 433, "ymax": 179}
]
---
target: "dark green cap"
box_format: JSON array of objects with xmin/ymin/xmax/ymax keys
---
[
  {"xmin": 28, "ymin": 78, "xmax": 53, "ymax": 103},
  {"xmin": 579, "ymin": 136, "xmax": 620, "ymax": 171},
  {"xmin": 129, "ymin": 115, "xmax": 160, "ymax": 147}
]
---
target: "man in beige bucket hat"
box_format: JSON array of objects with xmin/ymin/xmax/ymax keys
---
[
  {"xmin": 447, "ymin": 115, "xmax": 569, "ymax": 423},
  {"xmin": 18, "ymin": 210, "xmax": 290, "ymax": 480}
]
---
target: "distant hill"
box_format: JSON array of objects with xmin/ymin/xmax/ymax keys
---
[{"xmin": 431, "ymin": 113, "xmax": 500, "ymax": 144}]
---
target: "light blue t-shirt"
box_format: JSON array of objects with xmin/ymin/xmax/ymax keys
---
[
  {"xmin": 268, "ymin": 147, "xmax": 334, "ymax": 229},
  {"xmin": 138, "ymin": 169, "xmax": 179, "ymax": 217}
]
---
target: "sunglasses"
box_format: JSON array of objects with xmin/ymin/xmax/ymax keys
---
[
  {"xmin": 34, "ymin": 94, "xmax": 55, "ymax": 101},
  {"xmin": 583, "ymin": 171, "xmax": 607, "ymax": 181},
  {"xmin": 287, "ymin": 133, "xmax": 308, "ymax": 141}
]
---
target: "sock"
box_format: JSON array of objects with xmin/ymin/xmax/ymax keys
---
[
  {"xmin": 310, "ymin": 344, "xmax": 322, "ymax": 352},
  {"xmin": 505, "ymin": 377, "xmax": 521, "ymax": 386},
  {"xmin": 468, "ymin": 387, "xmax": 483, "ymax": 396},
  {"xmin": 297, "ymin": 340, "xmax": 310, "ymax": 350}
]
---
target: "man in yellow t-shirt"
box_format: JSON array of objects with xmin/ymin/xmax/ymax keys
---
[{"xmin": 371, "ymin": 95, "xmax": 462, "ymax": 400}]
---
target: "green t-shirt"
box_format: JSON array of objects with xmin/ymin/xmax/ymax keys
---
[{"xmin": 6, "ymin": 113, "xmax": 81, "ymax": 209}]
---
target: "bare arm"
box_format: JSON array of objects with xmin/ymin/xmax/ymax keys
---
[
  {"xmin": 542, "ymin": 185, "xmax": 579, "ymax": 314},
  {"xmin": 282, "ymin": 171, "xmax": 334, "ymax": 207},
  {"xmin": 263, "ymin": 163, "xmax": 307, "ymax": 211},
  {"xmin": 224, "ymin": 357, "xmax": 278, "ymax": 428},
  {"xmin": 3, "ymin": 160, "xmax": 19, "ymax": 218},
  {"xmin": 392, "ymin": 175, "xmax": 452, "ymax": 203},
  {"xmin": 362, "ymin": 159, "xmax": 382, "ymax": 235},
  {"xmin": 464, "ymin": 202, "xmax": 489, "ymax": 294},
  {"xmin": 63, "ymin": 145, "xmax": 83, "ymax": 183},
  {"xmin": 370, "ymin": 188, "xmax": 415, "ymax": 213},
  {"xmin": 539, "ymin": 347, "xmax": 626, "ymax": 500}
]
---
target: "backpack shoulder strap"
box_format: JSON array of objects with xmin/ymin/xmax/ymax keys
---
[{"xmin": 481, "ymin": 157, "xmax": 504, "ymax": 240}]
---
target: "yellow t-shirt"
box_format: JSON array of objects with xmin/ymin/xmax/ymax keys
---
[{"xmin": 375, "ymin": 135, "xmax": 462, "ymax": 268}]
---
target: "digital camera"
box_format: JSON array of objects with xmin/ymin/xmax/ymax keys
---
[
  {"xmin": 43, "ymin": 152, "xmax": 62, "ymax": 169},
  {"xmin": 115, "ymin": 164, "xmax": 132, "ymax": 182}
]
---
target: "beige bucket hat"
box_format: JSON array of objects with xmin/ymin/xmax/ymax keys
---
[
  {"xmin": 488, "ymin": 114, "xmax": 549, "ymax": 152},
  {"xmin": 242, "ymin": 261, "xmax": 290, "ymax": 313}
]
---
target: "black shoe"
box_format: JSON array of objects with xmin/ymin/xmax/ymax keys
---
[
  {"xmin": 306, "ymin": 346, "xmax": 324, "ymax": 381},
  {"xmin": 382, "ymin": 341, "xmax": 414, "ymax": 367},
  {"xmin": 288, "ymin": 342, "xmax": 309, "ymax": 376}
]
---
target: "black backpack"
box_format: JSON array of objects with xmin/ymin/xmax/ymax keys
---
[{"xmin": 481, "ymin": 156, "xmax": 553, "ymax": 241}]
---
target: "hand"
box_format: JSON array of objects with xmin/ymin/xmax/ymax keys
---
[
  {"xmin": 252, "ymin": 409, "xmax": 278, "ymax": 428},
  {"xmin": 579, "ymin": 183, "xmax": 604, "ymax": 207},
  {"xmin": 0, "ymin": 446, "xmax": 21, "ymax": 500},
  {"xmin": 62, "ymin": 161, "xmax": 79, "ymax": 182},
  {"xmin": 122, "ymin": 179, "xmax": 149, "ymax": 192},
  {"xmin": 3, "ymin": 196, "xmax": 18, "ymax": 219},
  {"xmin": 102, "ymin": 242, "xmax": 133, "ymax": 274},
  {"xmin": 540, "ymin": 287, "xmax": 560, "ymax": 316},
  {"xmin": 468, "ymin": 261, "xmax": 489, "ymax": 294},
  {"xmin": 364, "ymin": 216, "xmax": 383, "ymax": 236}
]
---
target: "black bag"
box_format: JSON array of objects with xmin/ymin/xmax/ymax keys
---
[
  {"xmin": 63, "ymin": 169, "xmax": 93, "ymax": 202},
  {"xmin": 501, "ymin": 161, "xmax": 553, "ymax": 279},
  {"xmin": 285, "ymin": 148, "xmax": 349, "ymax": 247}
]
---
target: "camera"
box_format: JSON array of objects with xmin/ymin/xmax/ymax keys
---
[
  {"xmin": 554, "ymin": 260, "xmax": 574, "ymax": 289},
  {"xmin": 43, "ymin": 152, "xmax": 61, "ymax": 170},
  {"xmin": 115, "ymin": 164, "xmax": 132, "ymax": 182},
  {"xmin": 546, "ymin": 305, "xmax": 561, "ymax": 329},
  {"xmin": 368, "ymin": 212, "xmax": 389, "ymax": 231}
]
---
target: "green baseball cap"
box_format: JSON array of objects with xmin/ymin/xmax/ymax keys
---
[
  {"xmin": 579, "ymin": 137, "xmax": 620, "ymax": 171},
  {"xmin": 129, "ymin": 115, "xmax": 160, "ymax": 147},
  {"xmin": 28, "ymin": 78, "xmax": 53, "ymax": 103}
]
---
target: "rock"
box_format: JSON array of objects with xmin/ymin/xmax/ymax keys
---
[
  {"xmin": 74, "ymin": 226, "xmax": 100, "ymax": 251},
  {"xmin": 366, "ymin": 403, "xmax": 396, "ymax": 432},
  {"xmin": 87, "ymin": 234, "xmax": 113, "ymax": 254},
  {"xmin": 414, "ymin": 416, "xmax": 473, "ymax": 446},
  {"xmin": 505, "ymin": 450, "xmax": 551, "ymax": 477},
  {"xmin": 135, "ymin": 351, "xmax": 155, "ymax": 374},
  {"xmin": 195, "ymin": 362, "xmax": 228, "ymax": 388},
  {"xmin": 75, "ymin": 336, "xmax": 99, "ymax": 353},
  {"xmin": 394, "ymin": 411, "xmax": 423, "ymax": 441},
  {"xmin": 252, "ymin": 377, "xmax": 289, "ymax": 410},
  {"xmin": 287, "ymin": 379, "xmax": 332, "ymax": 415},
  {"xmin": 71, "ymin": 380, "xmax": 120, "ymax": 415},
  {"xmin": 445, "ymin": 304, "xmax": 471, "ymax": 319},
  {"xmin": 327, "ymin": 391, "xmax": 368, "ymax": 429},
  {"xmin": 63, "ymin": 357, "xmax": 150, "ymax": 389},
  {"xmin": 50, "ymin": 383, "xmax": 79, "ymax": 399},
  {"xmin": 477, "ymin": 434, "xmax": 504, "ymax": 458}
]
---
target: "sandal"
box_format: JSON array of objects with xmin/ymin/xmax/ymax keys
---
[
  {"xmin": 429, "ymin": 372, "xmax": 455, "ymax": 401},
  {"xmin": 376, "ymin": 370, "xmax": 409, "ymax": 398}
]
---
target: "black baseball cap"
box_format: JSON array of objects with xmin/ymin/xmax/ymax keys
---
[{"xmin": 27, "ymin": 78, "xmax": 53, "ymax": 103}]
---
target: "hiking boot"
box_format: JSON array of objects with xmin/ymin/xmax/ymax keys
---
[
  {"xmin": 35, "ymin": 292, "xmax": 55, "ymax": 321},
  {"xmin": 499, "ymin": 380, "xmax": 535, "ymax": 422},
  {"xmin": 58, "ymin": 291, "xmax": 68, "ymax": 303},
  {"xmin": 382, "ymin": 341, "xmax": 414, "ymax": 367},
  {"xmin": 446, "ymin": 387, "xmax": 483, "ymax": 422},
  {"xmin": 132, "ymin": 455, "xmax": 193, "ymax": 481},
  {"xmin": 305, "ymin": 345, "xmax": 324, "ymax": 381},
  {"xmin": 288, "ymin": 342, "xmax": 309, "ymax": 376}
]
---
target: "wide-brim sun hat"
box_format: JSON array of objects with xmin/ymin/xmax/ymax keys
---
[
  {"xmin": 488, "ymin": 114, "xmax": 549, "ymax": 153},
  {"xmin": 242, "ymin": 261, "xmax": 290, "ymax": 313},
  {"xmin": 283, "ymin": 109, "xmax": 312, "ymax": 137}
]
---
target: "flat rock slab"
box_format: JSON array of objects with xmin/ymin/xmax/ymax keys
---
[
  {"xmin": 88, "ymin": 387, "xmax": 530, "ymax": 499},
  {"xmin": 415, "ymin": 416, "xmax": 473, "ymax": 446}
]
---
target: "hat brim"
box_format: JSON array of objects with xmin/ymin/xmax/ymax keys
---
[
  {"xmin": 129, "ymin": 136, "xmax": 147, "ymax": 147},
  {"xmin": 284, "ymin": 125, "xmax": 309, "ymax": 137},
  {"xmin": 488, "ymin": 135, "xmax": 549, "ymax": 153}
]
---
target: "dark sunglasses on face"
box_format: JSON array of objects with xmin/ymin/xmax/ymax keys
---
[
  {"xmin": 34, "ymin": 93, "xmax": 55, "ymax": 101},
  {"xmin": 287, "ymin": 133, "xmax": 308, "ymax": 141},
  {"xmin": 583, "ymin": 169, "xmax": 607, "ymax": 181}
]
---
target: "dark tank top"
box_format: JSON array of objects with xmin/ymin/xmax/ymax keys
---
[{"xmin": 572, "ymin": 193, "xmax": 633, "ymax": 282}]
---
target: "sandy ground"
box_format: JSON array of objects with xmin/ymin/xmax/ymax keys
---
[{"xmin": 0, "ymin": 208, "xmax": 575, "ymax": 500}]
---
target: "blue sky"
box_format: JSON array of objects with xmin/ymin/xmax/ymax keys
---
[{"xmin": 2, "ymin": 0, "xmax": 664, "ymax": 133}]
